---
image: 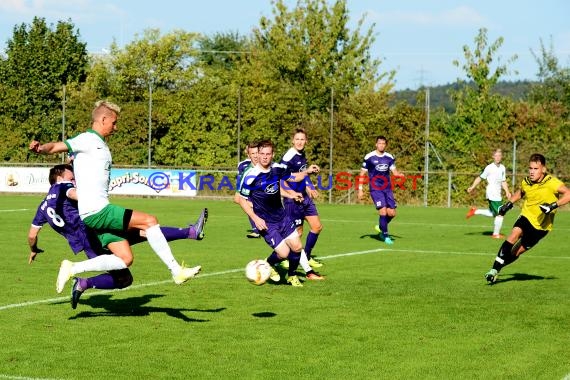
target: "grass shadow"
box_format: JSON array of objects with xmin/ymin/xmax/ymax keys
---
[
  {"xmin": 493, "ymin": 272, "xmax": 557, "ymax": 284},
  {"xmin": 464, "ymin": 231, "xmax": 496, "ymax": 237},
  {"xmin": 252, "ymin": 312, "xmax": 277, "ymax": 318},
  {"xmin": 69, "ymin": 293, "xmax": 225, "ymax": 322},
  {"xmin": 359, "ymin": 233, "xmax": 402, "ymax": 242}
]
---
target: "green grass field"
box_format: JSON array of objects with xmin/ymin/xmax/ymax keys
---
[{"xmin": 1, "ymin": 195, "xmax": 569, "ymax": 379}]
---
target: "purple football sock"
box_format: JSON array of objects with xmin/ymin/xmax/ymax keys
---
[
  {"xmin": 379, "ymin": 215, "xmax": 389, "ymax": 236},
  {"xmin": 266, "ymin": 251, "xmax": 281, "ymax": 266},
  {"xmin": 161, "ymin": 226, "xmax": 191, "ymax": 240},
  {"xmin": 304, "ymin": 231, "xmax": 319, "ymax": 257},
  {"xmin": 287, "ymin": 251, "xmax": 301, "ymax": 276},
  {"xmin": 84, "ymin": 273, "xmax": 118, "ymax": 290}
]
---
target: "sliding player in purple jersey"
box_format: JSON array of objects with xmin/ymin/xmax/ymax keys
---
[
  {"xmin": 357, "ymin": 136, "xmax": 404, "ymax": 244},
  {"xmin": 236, "ymin": 140, "xmax": 320, "ymax": 287},
  {"xmin": 233, "ymin": 142, "xmax": 261, "ymax": 238},
  {"xmin": 280, "ymin": 128, "xmax": 324, "ymax": 279},
  {"xmin": 27, "ymin": 164, "xmax": 207, "ymax": 309}
]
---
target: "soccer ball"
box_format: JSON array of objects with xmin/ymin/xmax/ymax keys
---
[{"xmin": 245, "ymin": 260, "xmax": 271, "ymax": 285}]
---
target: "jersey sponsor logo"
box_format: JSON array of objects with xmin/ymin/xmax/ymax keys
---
[
  {"xmin": 265, "ymin": 182, "xmax": 279, "ymax": 194},
  {"xmin": 375, "ymin": 163, "xmax": 389, "ymax": 171}
]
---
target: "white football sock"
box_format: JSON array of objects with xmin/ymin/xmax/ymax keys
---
[
  {"xmin": 72, "ymin": 255, "xmax": 127, "ymax": 275},
  {"xmin": 475, "ymin": 209, "xmax": 493, "ymax": 217},
  {"xmin": 299, "ymin": 249, "xmax": 312, "ymax": 272},
  {"xmin": 146, "ymin": 224, "xmax": 181, "ymax": 275},
  {"xmin": 493, "ymin": 215, "xmax": 504, "ymax": 235}
]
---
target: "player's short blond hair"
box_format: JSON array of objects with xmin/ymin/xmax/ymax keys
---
[{"xmin": 92, "ymin": 100, "xmax": 121, "ymax": 122}]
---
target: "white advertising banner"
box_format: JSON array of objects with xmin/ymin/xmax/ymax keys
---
[{"xmin": 0, "ymin": 167, "xmax": 197, "ymax": 197}]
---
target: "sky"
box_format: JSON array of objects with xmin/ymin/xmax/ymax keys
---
[{"xmin": 0, "ymin": 0, "xmax": 569, "ymax": 90}]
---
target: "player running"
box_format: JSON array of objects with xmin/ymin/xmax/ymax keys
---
[
  {"xmin": 466, "ymin": 148, "xmax": 511, "ymax": 238},
  {"xmin": 484, "ymin": 153, "xmax": 570, "ymax": 284},
  {"xmin": 236, "ymin": 140, "xmax": 320, "ymax": 287},
  {"xmin": 357, "ymin": 135, "xmax": 404, "ymax": 244},
  {"xmin": 280, "ymin": 128, "xmax": 324, "ymax": 277}
]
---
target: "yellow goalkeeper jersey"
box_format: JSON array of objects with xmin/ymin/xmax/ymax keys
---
[{"xmin": 520, "ymin": 174, "xmax": 563, "ymax": 231}]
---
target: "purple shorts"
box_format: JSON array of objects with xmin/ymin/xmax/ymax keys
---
[
  {"xmin": 370, "ymin": 190, "xmax": 397, "ymax": 210},
  {"xmin": 261, "ymin": 217, "xmax": 298, "ymax": 249},
  {"xmin": 283, "ymin": 197, "xmax": 319, "ymax": 227}
]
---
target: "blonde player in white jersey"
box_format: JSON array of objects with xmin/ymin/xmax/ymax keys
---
[
  {"xmin": 466, "ymin": 149, "xmax": 512, "ymax": 238},
  {"xmin": 30, "ymin": 100, "xmax": 202, "ymax": 293}
]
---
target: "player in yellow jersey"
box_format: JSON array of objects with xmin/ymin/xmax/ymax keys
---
[{"xmin": 485, "ymin": 153, "xmax": 570, "ymax": 284}]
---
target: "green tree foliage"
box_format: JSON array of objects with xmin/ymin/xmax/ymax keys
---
[
  {"xmin": 198, "ymin": 31, "xmax": 250, "ymax": 70},
  {"xmin": 0, "ymin": 17, "xmax": 87, "ymax": 161},
  {"xmin": 529, "ymin": 37, "xmax": 570, "ymax": 117},
  {"xmin": 252, "ymin": 0, "xmax": 393, "ymax": 113},
  {"xmin": 441, "ymin": 28, "xmax": 518, "ymax": 168},
  {"xmin": 84, "ymin": 29, "xmax": 202, "ymax": 164}
]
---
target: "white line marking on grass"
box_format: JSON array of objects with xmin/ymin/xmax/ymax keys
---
[
  {"xmin": 0, "ymin": 209, "xmax": 29, "ymax": 213},
  {"xmin": 0, "ymin": 269, "xmax": 244, "ymax": 311},
  {"xmin": 1, "ymin": 248, "xmax": 569, "ymax": 312},
  {"xmin": 0, "ymin": 375, "xmax": 64, "ymax": 380}
]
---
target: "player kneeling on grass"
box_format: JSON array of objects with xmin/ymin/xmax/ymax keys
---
[{"xmin": 484, "ymin": 153, "xmax": 570, "ymax": 284}]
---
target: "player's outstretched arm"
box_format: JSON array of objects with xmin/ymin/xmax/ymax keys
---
[{"xmin": 29, "ymin": 140, "xmax": 68, "ymax": 155}]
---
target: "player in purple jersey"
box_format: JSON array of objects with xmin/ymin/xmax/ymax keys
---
[
  {"xmin": 280, "ymin": 128, "xmax": 324, "ymax": 278},
  {"xmin": 27, "ymin": 164, "xmax": 208, "ymax": 309},
  {"xmin": 233, "ymin": 142, "xmax": 261, "ymax": 238},
  {"xmin": 236, "ymin": 140, "xmax": 320, "ymax": 287},
  {"xmin": 357, "ymin": 136, "xmax": 404, "ymax": 244}
]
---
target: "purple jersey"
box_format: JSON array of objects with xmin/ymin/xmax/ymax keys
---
[
  {"xmin": 239, "ymin": 163, "xmax": 292, "ymax": 224},
  {"xmin": 31, "ymin": 181, "xmax": 90, "ymax": 254},
  {"xmin": 361, "ymin": 151, "xmax": 396, "ymax": 191},
  {"xmin": 280, "ymin": 147, "xmax": 314, "ymax": 194}
]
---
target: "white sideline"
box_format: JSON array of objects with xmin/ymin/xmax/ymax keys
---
[
  {"xmin": 0, "ymin": 375, "xmax": 63, "ymax": 380},
  {"xmin": 1, "ymin": 247, "xmax": 570, "ymax": 312}
]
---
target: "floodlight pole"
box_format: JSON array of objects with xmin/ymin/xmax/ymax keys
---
[
  {"xmin": 147, "ymin": 69, "xmax": 154, "ymax": 168},
  {"xmin": 423, "ymin": 88, "xmax": 430, "ymax": 207},
  {"xmin": 328, "ymin": 87, "xmax": 334, "ymax": 204},
  {"xmin": 237, "ymin": 88, "xmax": 242, "ymax": 163},
  {"xmin": 61, "ymin": 84, "xmax": 66, "ymax": 163}
]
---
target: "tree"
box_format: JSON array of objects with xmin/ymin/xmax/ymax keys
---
[
  {"xmin": 84, "ymin": 29, "xmax": 202, "ymax": 165},
  {"xmin": 251, "ymin": 0, "xmax": 393, "ymax": 113},
  {"xmin": 0, "ymin": 17, "xmax": 88, "ymax": 161},
  {"xmin": 443, "ymin": 28, "xmax": 518, "ymax": 167},
  {"xmin": 198, "ymin": 31, "xmax": 251, "ymax": 70},
  {"xmin": 529, "ymin": 37, "xmax": 570, "ymax": 117}
]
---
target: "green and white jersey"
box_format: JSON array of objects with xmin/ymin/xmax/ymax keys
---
[
  {"xmin": 480, "ymin": 163, "xmax": 506, "ymax": 201},
  {"xmin": 64, "ymin": 130, "xmax": 111, "ymax": 218}
]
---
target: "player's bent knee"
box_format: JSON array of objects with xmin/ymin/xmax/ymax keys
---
[
  {"xmin": 111, "ymin": 269, "xmax": 133, "ymax": 289},
  {"xmin": 287, "ymin": 240, "xmax": 303, "ymax": 253},
  {"xmin": 312, "ymin": 224, "xmax": 323, "ymax": 233}
]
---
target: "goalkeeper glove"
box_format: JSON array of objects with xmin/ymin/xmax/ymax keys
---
[
  {"xmin": 539, "ymin": 202, "xmax": 558, "ymax": 214},
  {"xmin": 498, "ymin": 201, "xmax": 513, "ymax": 216}
]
